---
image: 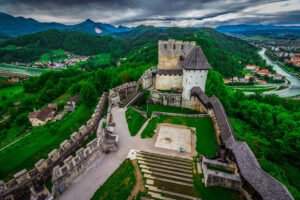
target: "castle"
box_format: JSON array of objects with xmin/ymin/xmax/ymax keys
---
[{"xmin": 147, "ymin": 39, "xmax": 211, "ymax": 111}]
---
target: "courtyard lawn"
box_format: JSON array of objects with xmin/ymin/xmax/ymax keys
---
[
  {"xmin": 141, "ymin": 116, "xmax": 218, "ymax": 157},
  {"xmin": 91, "ymin": 159, "xmax": 136, "ymax": 200},
  {"xmin": 125, "ymin": 107, "xmax": 147, "ymax": 136},
  {"xmin": 139, "ymin": 104, "xmax": 200, "ymax": 118},
  {"xmin": 194, "ymin": 174, "xmax": 244, "ymax": 200},
  {"xmin": 0, "ymin": 104, "xmax": 93, "ymax": 181}
]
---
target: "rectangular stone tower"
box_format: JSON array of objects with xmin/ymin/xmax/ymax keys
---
[{"xmin": 158, "ymin": 39, "xmax": 196, "ymax": 70}]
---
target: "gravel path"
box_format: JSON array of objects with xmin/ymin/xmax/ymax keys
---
[
  {"xmin": 59, "ymin": 106, "xmax": 192, "ymax": 200},
  {"xmin": 58, "ymin": 106, "xmax": 152, "ymax": 200}
]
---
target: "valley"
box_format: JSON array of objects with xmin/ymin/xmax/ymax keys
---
[{"xmin": 0, "ymin": 21, "xmax": 299, "ymax": 200}]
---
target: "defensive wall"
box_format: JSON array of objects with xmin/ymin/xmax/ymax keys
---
[
  {"xmin": 0, "ymin": 93, "xmax": 108, "ymax": 200},
  {"xmin": 190, "ymin": 87, "xmax": 294, "ymax": 200}
]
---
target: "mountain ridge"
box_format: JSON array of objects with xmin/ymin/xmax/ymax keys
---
[{"xmin": 0, "ymin": 12, "xmax": 131, "ymax": 36}]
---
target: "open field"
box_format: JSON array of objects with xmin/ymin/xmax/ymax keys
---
[
  {"xmin": 39, "ymin": 49, "xmax": 67, "ymax": 62},
  {"xmin": 229, "ymin": 85, "xmax": 278, "ymax": 93},
  {"xmin": 125, "ymin": 107, "xmax": 147, "ymax": 136},
  {"xmin": 141, "ymin": 116, "xmax": 218, "ymax": 157},
  {"xmin": 0, "ymin": 64, "xmax": 47, "ymax": 76},
  {"xmin": 90, "ymin": 159, "xmax": 136, "ymax": 200},
  {"xmin": 0, "ymin": 104, "xmax": 92, "ymax": 181}
]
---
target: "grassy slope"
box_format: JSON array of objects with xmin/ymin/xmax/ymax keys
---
[
  {"xmin": 0, "ymin": 85, "xmax": 23, "ymax": 107},
  {"xmin": 91, "ymin": 159, "xmax": 136, "ymax": 200},
  {"xmin": 125, "ymin": 107, "xmax": 147, "ymax": 136},
  {"xmin": 141, "ymin": 116, "xmax": 218, "ymax": 157},
  {"xmin": 0, "ymin": 104, "xmax": 92, "ymax": 180}
]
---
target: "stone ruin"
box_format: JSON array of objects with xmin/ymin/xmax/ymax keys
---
[{"xmin": 202, "ymin": 157, "xmax": 241, "ymax": 191}]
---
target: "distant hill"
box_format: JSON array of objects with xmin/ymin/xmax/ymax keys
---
[
  {"xmin": 0, "ymin": 12, "xmax": 131, "ymax": 37},
  {"xmin": 0, "ymin": 27, "xmax": 264, "ymax": 78},
  {"xmin": 216, "ymin": 24, "xmax": 300, "ymax": 38},
  {"xmin": 0, "ymin": 29, "xmax": 125, "ymax": 62}
]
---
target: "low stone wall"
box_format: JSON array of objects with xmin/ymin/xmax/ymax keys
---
[
  {"xmin": 131, "ymin": 107, "xmax": 147, "ymax": 118},
  {"xmin": 151, "ymin": 111, "xmax": 209, "ymax": 118},
  {"xmin": 0, "ymin": 93, "xmax": 108, "ymax": 200},
  {"xmin": 202, "ymin": 157, "xmax": 241, "ymax": 191}
]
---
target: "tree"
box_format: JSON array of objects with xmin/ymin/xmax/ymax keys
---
[{"xmin": 80, "ymin": 81, "xmax": 97, "ymax": 107}]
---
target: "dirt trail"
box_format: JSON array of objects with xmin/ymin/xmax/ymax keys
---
[{"xmin": 128, "ymin": 160, "xmax": 145, "ymax": 200}]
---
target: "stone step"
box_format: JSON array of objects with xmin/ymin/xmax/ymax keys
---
[
  {"xmin": 148, "ymin": 191, "xmax": 176, "ymax": 200},
  {"xmin": 139, "ymin": 163, "xmax": 192, "ymax": 174},
  {"xmin": 144, "ymin": 170, "xmax": 193, "ymax": 183},
  {"xmin": 139, "ymin": 151, "xmax": 191, "ymax": 162},
  {"xmin": 137, "ymin": 154, "xmax": 192, "ymax": 167},
  {"xmin": 146, "ymin": 185, "xmax": 201, "ymax": 200},
  {"xmin": 138, "ymin": 160, "xmax": 192, "ymax": 170},
  {"xmin": 146, "ymin": 175, "xmax": 194, "ymax": 187},
  {"xmin": 145, "ymin": 167, "xmax": 193, "ymax": 178}
]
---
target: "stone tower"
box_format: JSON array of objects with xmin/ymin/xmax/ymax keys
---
[
  {"xmin": 182, "ymin": 46, "xmax": 211, "ymax": 100},
  {"xmin": 158, "ymin": 39, "xmax": 196, "ymax": 70}
]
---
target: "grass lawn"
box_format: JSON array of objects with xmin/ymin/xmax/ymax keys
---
[
  {"xmin": 139, "ymin": 104, "xmax": 200, "ymax": 118},
  {"xmin": 0, "ymin": 104, "xmax": 93, "ymax": 181},
  {"xmin": 125, "ymin": 107, "xmax": 147, "ymax": 136},
  {"xmin": 194, "ymin": 174, "xmax": 244, "ymax": 200},
  {"xmin": 141, "ymin": 116, "xmax": 218, "ymax": 157},
  {"xmin": 91, "ymin": 159, "xmax": 136, "ymax": 200}
]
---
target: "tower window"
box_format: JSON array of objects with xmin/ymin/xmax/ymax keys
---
[
  {"xmin": 181, "ymin": 45, "xmax": 184, "ymax": 50},
  {"xmin": 164, "ymin": 44, "xmax": 167, "ymax": 49},
  {"xmin": 173, "ymin": 44, "xmax": 176, "ymax": 49}
]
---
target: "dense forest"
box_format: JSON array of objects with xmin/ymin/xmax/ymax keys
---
[
  {"xmin": 0, "ymin": 27, "xmax": 266, "ymax": 78},
  {"xmin": 0, "ymin": 27, "xmax": 299, "ymax": 198}
]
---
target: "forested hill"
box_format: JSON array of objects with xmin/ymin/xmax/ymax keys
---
[
  {"xmin": 0, "ymin": 30, "xmax": 124, "ymax": 62},
  {"xmin": 0, "ymin": 27, "xmax": 265, "ymax": 77}
]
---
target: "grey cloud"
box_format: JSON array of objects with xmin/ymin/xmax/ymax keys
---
[{"xmin": 0, "ymin": 0, "xmax": 298, "ymax": 26}]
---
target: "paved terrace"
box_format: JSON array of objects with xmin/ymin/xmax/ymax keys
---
[{"xmin": 59, "ymin": 106, "xmax": 193, "ymax": 200}]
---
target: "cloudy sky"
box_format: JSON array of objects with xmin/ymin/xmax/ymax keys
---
[{"xmin": 0, "ymin": 0, "xmax": 299, "ymax": 27}]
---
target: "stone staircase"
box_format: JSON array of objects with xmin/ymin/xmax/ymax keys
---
[{"xmin": 137, "ymin": 151, "xmax": 201, "ymax": 200}]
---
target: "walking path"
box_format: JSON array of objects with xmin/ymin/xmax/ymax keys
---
[{"xmin": 59, "ymin": 106, "xmax": 191, "ymax": 200}]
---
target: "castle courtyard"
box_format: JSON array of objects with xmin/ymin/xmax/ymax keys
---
[{"xmin": 155, "ymin": 124, "xmax": 192, "ymax": 153}]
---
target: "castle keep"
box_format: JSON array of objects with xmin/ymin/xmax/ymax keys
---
[{"xmin": 151, "ymin": 39, "xmax": 211, "ymax": 111}]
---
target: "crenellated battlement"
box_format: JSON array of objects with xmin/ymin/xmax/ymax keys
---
[
  {"xmin": 158, "ymin": 39, "xmax": 195, "ymax": 71},
  {"xmin": 158, "ymin": 39, "xmax": 196, "ymax": 56}
]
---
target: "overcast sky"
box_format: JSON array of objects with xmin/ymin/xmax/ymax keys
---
[{"xmin": 0, "ymin": 0, "xmax": 299, "ymax": 27}]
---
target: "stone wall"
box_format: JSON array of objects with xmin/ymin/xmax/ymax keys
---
[
  {"xmin": 52, "ymin": 138, "xmax": 103, "ymax": 195},
  {"xmin": 109, "ymin": 81, "xmax": 140, "ymax": 106},
  {"xmin": 150, "ymin": 89, "xmax": 182, "ymax": 108},
  {"xmin": 155, "ymin": 74, "xmax": 182, "ymax": 91},
  {"xmin": 202, "ymin": 157, "xmax": 241, "ymax": 191},
  {"xmin": 0, "ymin": 93, "xmax": 108, "ymax": 200},
  {"xmin": 151, "ymin": 111, "xmax": 209, "ymax": 118}
]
